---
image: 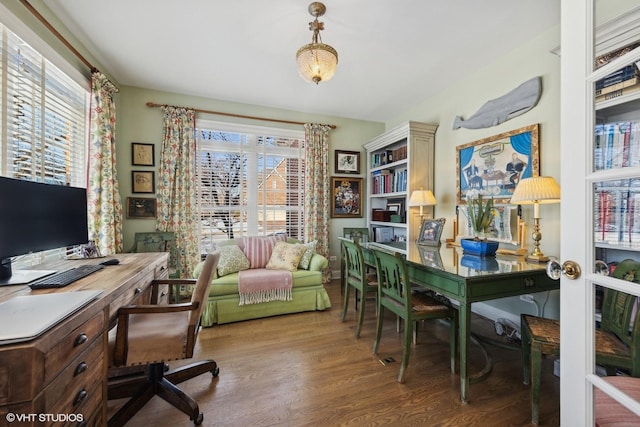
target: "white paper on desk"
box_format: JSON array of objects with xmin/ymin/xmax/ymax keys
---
[{"xmin": 0, "ymin": 290, "xmax": 103, "ymax": 344}]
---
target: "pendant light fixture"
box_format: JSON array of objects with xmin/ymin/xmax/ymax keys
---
[{"xmin": 296, "ymin": 2, "xmax": 338, "ymax": 84}]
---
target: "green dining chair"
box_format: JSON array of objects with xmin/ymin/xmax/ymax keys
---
[
  {"xmin": 521, "ymin": 258, "xmax": 640, "ymax": 425},
  {"xmin": 370, "ymin": 248, "xmax": 457, "ymax": 383},
  {"xmin": 341, "ymin": 239, "xmax": 378, "ymax": 338}
]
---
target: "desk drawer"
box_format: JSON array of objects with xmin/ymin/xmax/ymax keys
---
[
  {"xmin": 44, "ymin": 378, "xmax": 102, "ymax": 427},
  {"xmin": 44, "ymin": 335, "xmax": 102, "ymax": 411},
  {"xmin": 108, "ymin": 271, "xmax": 153, "ymax": 320},
  {"xmin": 45, "ymin": 312, "xmax": 104, "ymax": 385},
  {"xmin": 468, "ymin": 274, "xmax": 551, "ymax": 299}
]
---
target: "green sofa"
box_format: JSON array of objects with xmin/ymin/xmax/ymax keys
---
[{"xmin": 195, "ymin": 237, "xmax": 331, "ymax": 326}]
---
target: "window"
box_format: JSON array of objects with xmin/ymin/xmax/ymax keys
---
[
  {"xmin": 196, "ymin": 120, "xmax": 305, "ymax": 252},
  {"xmin": 0, "ymin": 23, "xmax": 89, "ymax": 185},
  {"xmin": 0, "ymin": 17, "xmax": 90, "ymax": 265}
]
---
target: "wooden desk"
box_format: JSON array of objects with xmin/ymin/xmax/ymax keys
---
[
  {"xmin": 360, "ymin": 242, "xmax": 558, "ymax": 404},
  {"xmin": 0, "ymin": 252, "xmax": 169, "ymax": 426}
]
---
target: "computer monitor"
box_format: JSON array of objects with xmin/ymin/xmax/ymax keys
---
[{"xmin": 0, "ymin": 176, "xmax": 89, "ymax": 285}]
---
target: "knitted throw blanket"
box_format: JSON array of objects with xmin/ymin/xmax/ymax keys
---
[{"xmin": 237, "ymin": 269, "xmax": 293, "ymax": 305}]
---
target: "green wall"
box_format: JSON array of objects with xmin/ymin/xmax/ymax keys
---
[{"xmin": 117, "ymin": 86, "xmax": 384, "ymax": 261}]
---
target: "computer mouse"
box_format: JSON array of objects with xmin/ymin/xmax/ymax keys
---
[{"xmin": 100, "ymin": 258, "xmax": 120, "ymax": 266}]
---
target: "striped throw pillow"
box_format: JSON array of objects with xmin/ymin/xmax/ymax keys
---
[{"xmin": 242, "ymin": 234, "xmax": 287, "ymax": 269}]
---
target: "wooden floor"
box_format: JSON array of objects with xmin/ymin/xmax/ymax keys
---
[{"xmin": 110, "ymin": 279, "xmax": 560, "ymax": 426}]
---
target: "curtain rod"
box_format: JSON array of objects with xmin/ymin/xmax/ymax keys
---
[
  {"xmin": 146, "ymin": 102, "xmax": 337, "ymax": 130},
  {"xmin": 20, "ymin": 0, "xmax": 95, "ymax": 72}
]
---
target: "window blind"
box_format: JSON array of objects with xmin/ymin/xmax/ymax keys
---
[
  {"xmin": 0, "ymin": 22, "xmax": 90, "ymax": 264},
  {"xmin": 196, "ymin": 120, "xmax": 305, "ymax": 252}
]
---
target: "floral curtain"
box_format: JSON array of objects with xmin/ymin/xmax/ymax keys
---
[
  {"xmin": 156, "ymin": 106, "xmax": 200, "ymax": 278},
  {"xmin": 87, "ymin": 71, "xmax": 123, "ymax": 255},
  {"xmin": 304, "ymin": 123, "xmax": 331, "ymax": 283}
]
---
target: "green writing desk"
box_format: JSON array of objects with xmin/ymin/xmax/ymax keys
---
[{"xmin": 359, "ymin": 242, "xmax": 558, "ymax": 404}]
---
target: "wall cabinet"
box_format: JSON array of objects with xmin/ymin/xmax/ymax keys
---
[{"xmin": 363, "ymin": 121, "xmax": 437, "ymax": 253}]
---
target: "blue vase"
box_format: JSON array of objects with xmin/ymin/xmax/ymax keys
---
[{"xmin": 460, "ymin": 238, "xmax": 499, "ymax": 257}]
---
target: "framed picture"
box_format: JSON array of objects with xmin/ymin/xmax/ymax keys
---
[
  {"xmin": 131, "ymin": 142, "xmax": 155, "ymax": 166},
  {"xmin": 417, "ymin": 218, "xmax": 446, "ymax": 246},
  {"xmin": 335, "ymin": 150, "xmax": 360, "ymax": 174},
  {"xmin": 126, "ymin": 197, "xmax": 157, "ymax": 219},
  {"xmin": 456, "ymin": 123, "xmax": 539, "ymax": 204},
  {"xmin": 331, "ymin": 177, "xmax": 363, "ymax": 218},
  {"xmin": 132, "ymin": 170, "xmax": 155, "ymax": 193},
  {"xmin": 386, "ymin": 197, "xmax": 405, "ymax": 220}
]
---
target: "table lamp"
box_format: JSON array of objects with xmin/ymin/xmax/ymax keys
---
[
  {"xmin": 510, "ymin": 176, "xmax": 561, "ymax": 262},
  {"xmin": 409, "ymin": 188, "xmax": 437, "ymax": 222}
]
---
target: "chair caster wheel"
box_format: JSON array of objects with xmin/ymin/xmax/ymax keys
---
[
  {"xmin": 193, "ymin": 413, "xmax": 204, "ymax": 425},
  {"xmin": 211, "ymin": 367, "xmax": 220, "ymax": 377}
]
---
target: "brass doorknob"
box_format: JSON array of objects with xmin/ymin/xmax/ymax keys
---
[{"xmin": 546, "ymin": 258, "xmax": 582, "ymax": 280}]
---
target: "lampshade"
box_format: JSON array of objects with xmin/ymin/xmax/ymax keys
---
[
  {"xmin": 409, "ymin": 189, "xmax": 438, "ymax": 207},
  {"xmin": 296, "ymin": 2, "xmax": 338, "ymax": 84},
  {"xmin": 510, "ymin": 176, "xmax": 561, "ymax": 205}
]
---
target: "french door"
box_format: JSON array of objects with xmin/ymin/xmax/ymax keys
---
[{"xmin": 561, "ymin": 0, "xmax": 640, "ymax": 424}]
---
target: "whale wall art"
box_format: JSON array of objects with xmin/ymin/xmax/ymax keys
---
[{"xmin": 452, "ymin": 77, "xmax": 542, "ymax": 130}]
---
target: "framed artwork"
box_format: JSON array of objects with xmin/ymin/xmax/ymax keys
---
[
  {"xmin": 386, "ymin": 197, "xmax": 405, "ymax": 220},
  {"xmin": 456, "ymin": 123, "xmax": 539, "ymax": 204},
  {"xmin": 417, "ymin": 218, "xmax": 446, "ymax": 246},
  {"xmin": 132, "ymin": 170, "xmax": 155, "ymax": 193},
  {"xmin": 335, "ymin": 150, "xmax": 361, "ymax": 174},
  {"xmin": 331, "ymin": 177, "xmax": 363, "ymax": 218},
  {"xmin": 126, "ymin": 197, "xmax": 157, "ymax": 219},
  {"xmin": 132, "ymin": 142, "xmax": 155, "ymax": 166}
]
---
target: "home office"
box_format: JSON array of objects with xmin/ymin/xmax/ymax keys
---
[{"xmin": 0, "ymin": 0, "xmax": 639, "ymax": 426}]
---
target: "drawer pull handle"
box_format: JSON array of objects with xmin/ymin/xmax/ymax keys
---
[
  {"xmin": 73, "ymin": 389, "xmax": 87, "ymax": 405},
  {"xmin": 74, "ymin": 362, "xmax": 88, "ymax": 376},
  {"xmin": 134, "ymin": 287, "xmax": 142, "ymax": 295},
  {"xmin": 74, "ymin": 333, "xmax": 88, "ymax": 346}
]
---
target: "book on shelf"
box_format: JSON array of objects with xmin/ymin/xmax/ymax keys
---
[
  {"xmin": 594, "ymin": 121, "xmax": 640, "ymax": 170},
  {"xmin": 373, "ymin": 227, "xmax": 394, "ymax": 243},
  {"xmin": 595, "ymin": 82, "xmax": 640, "ymax": 103},
  {"xmin": 595, "ymin": 185, "xmax": 640, "ymax": 245},
  {"xmin": 596, "ymin": 64, "xmax": 638, "ymax": 90},
  {"xmin": 595, "ymin": 76, "xmax": 639, "ymax": 97}
]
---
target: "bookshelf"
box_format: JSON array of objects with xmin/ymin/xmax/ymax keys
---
[
  {"xmin": 363, "ymin": 121, "xmax": 437, "ymax": 254},
  {"xmin": 592, "ymin": 11, "xmax": 640, "ymax": 267}
]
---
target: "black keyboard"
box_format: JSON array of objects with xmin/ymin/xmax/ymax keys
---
[{"xmin": 29, "ymin": 264, "xmax": 104, "ymax": 289}]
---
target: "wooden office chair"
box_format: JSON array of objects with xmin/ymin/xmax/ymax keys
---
[
  {"xmin": 107, "ymin": 251, "xmax": 220, "ymax": 426},
  {"xmin": 521, "ymin": 258, "xmax": 640, "ymax": 425},
  {"xmin": 370, "ymin": 248, "xmax": 457, "ymax": 383},
  {"xmin": 341, "ymin": 239, "xmax": 378, "ymax": 338}
]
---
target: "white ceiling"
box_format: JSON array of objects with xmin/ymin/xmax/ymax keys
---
[{"xmin": 42, "ymin": 0, "xmax": 559, "ymax": 123}]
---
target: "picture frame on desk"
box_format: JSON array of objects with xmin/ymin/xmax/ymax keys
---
[
  {"xmin": 331, "ymin": 176, "xmax": 363, "ymax": 218},
  {"xmin": 335, "ymin": 150, "xmax": 360, "ymax": 174},
  {"xmin": 456, "ymin": 123, "xmax": 539, "ymax": 204},
  {"xmin": 417, "ymin": 218, "xmax": 446, "ymax": 246}
]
